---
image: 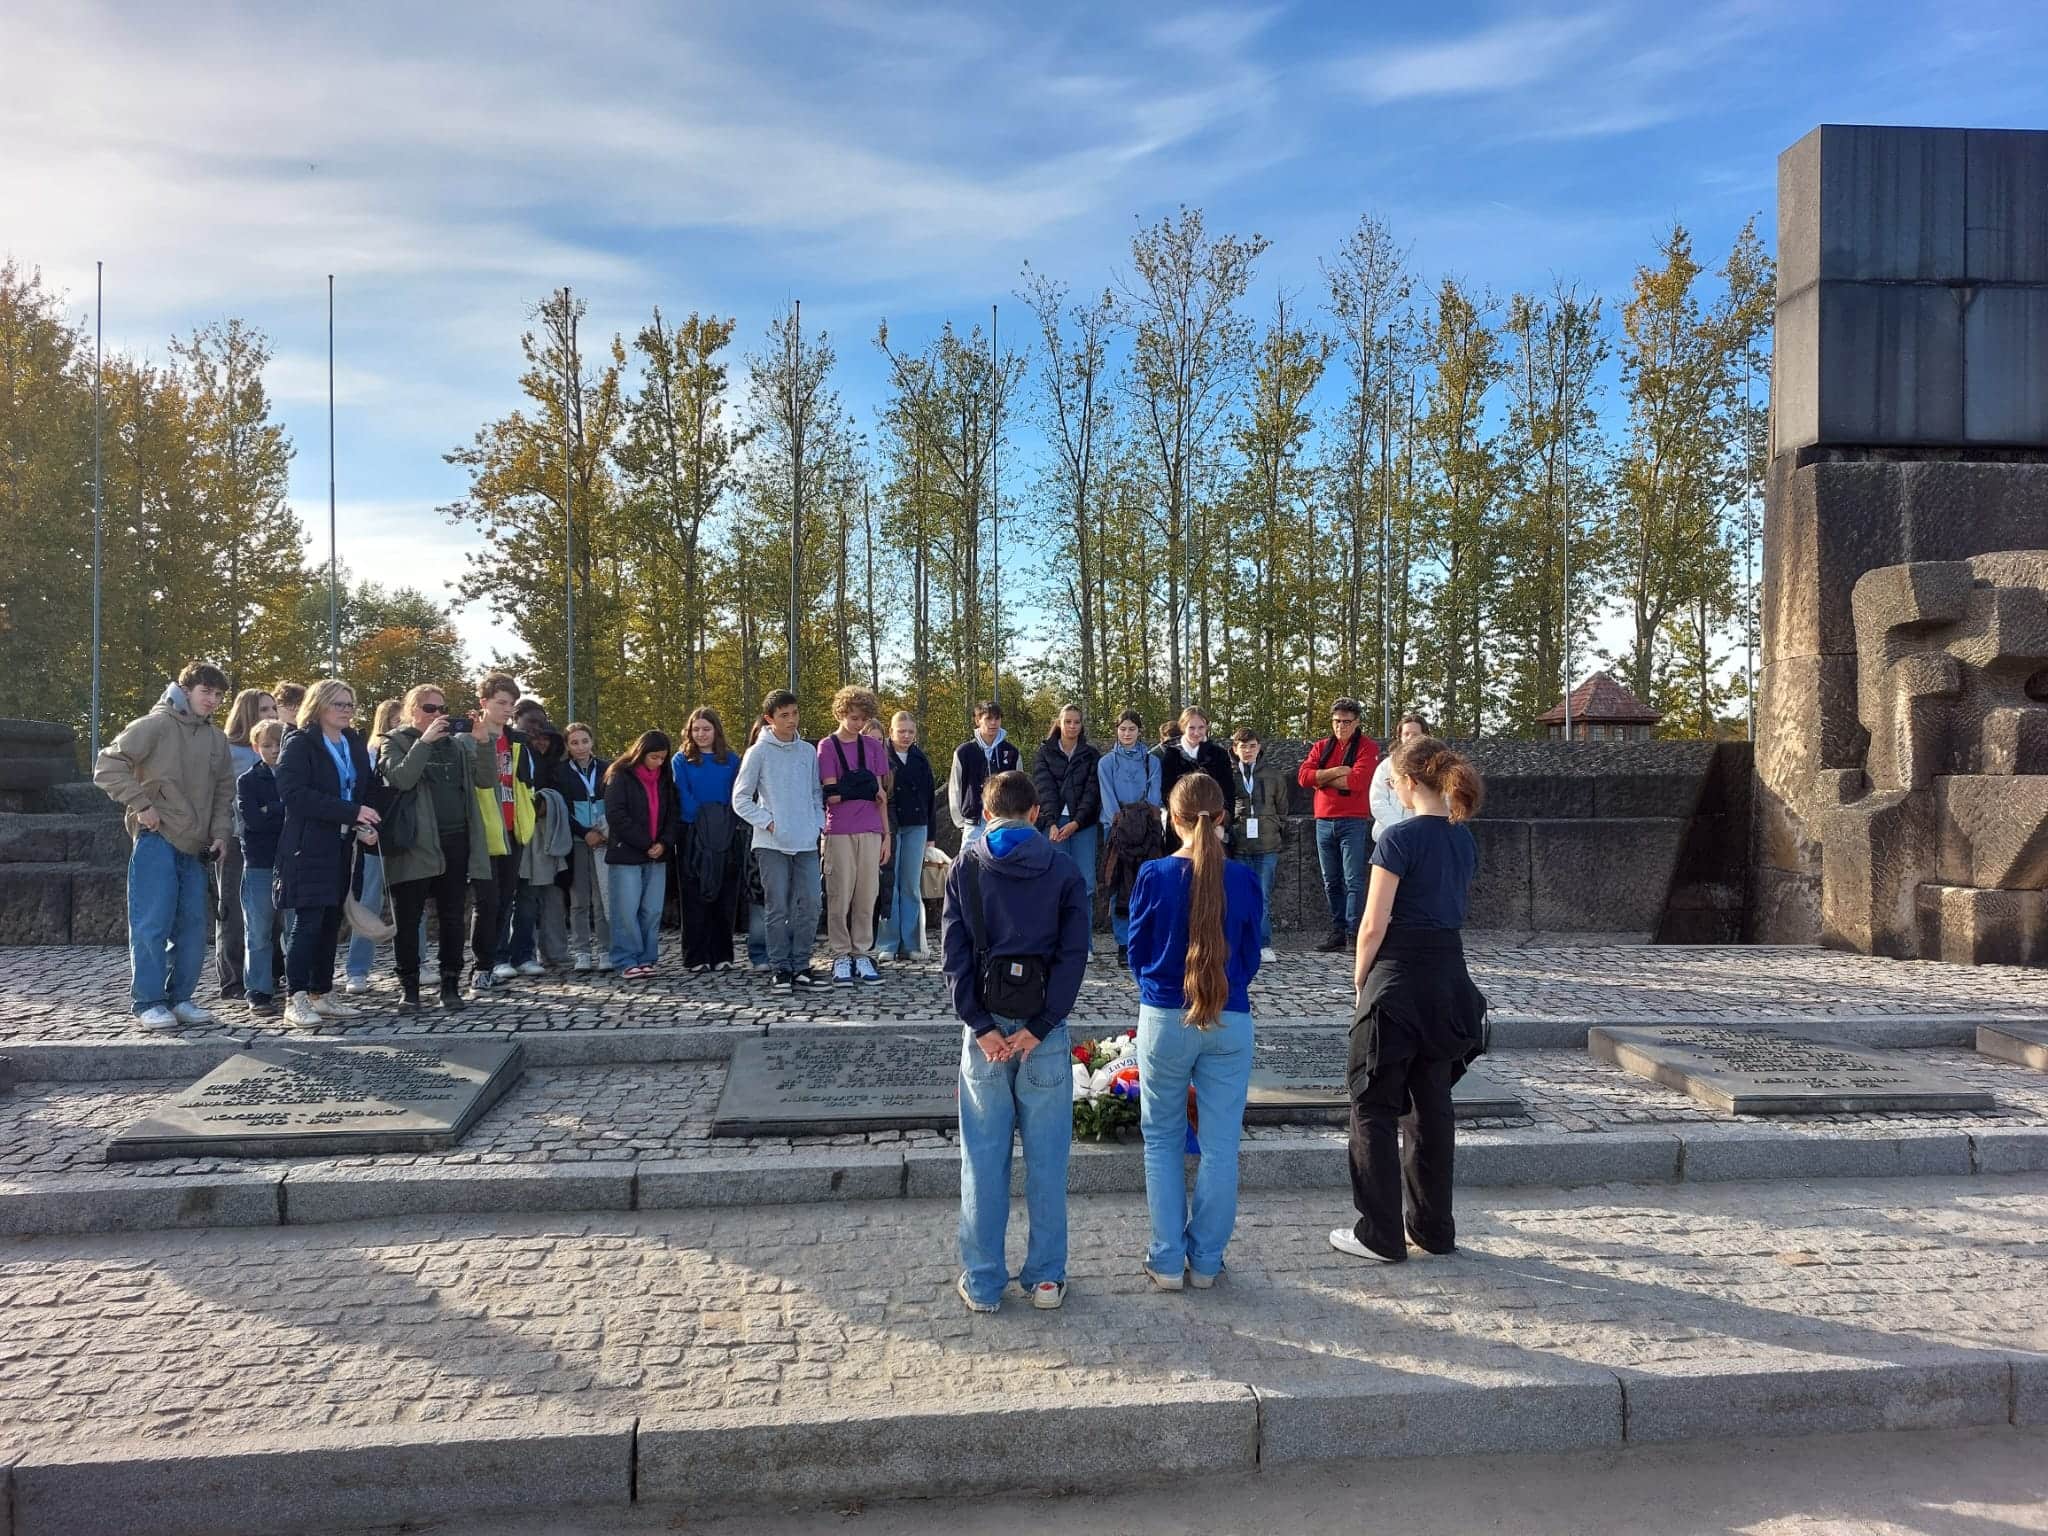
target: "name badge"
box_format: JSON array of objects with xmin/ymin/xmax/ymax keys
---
[{"xmin": 1245, "ymin": 816, "xmax": 1259, "ymax": 840}]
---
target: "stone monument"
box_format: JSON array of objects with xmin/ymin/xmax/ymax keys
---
[{"xmin": 1757, "ymin": 126, "xmax": 2048, "ymax": 957}]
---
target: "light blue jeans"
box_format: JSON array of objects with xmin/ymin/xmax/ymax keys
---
[
  {"xmin": 878, "ymin": 824, "xmax": 928, "ymax": 958},
  {"xmin": 756, "ymin": 847, "xmax": 821, "ymax": 973},
  {"xmin": 127, "ymin": 830, "xmax": 209, "ymax": 1013},
  {"xmin": 606, "ymin": 861, "xmax": 665, "ymax": 969},
  {"xmin": 241, "ymin": 865, "xmax": 276, "ymax": 999},
  {"xmin": 344, "ymin": 852, "xmax": 384, "ymax": 983},
  {"xmin": 1235, "ymin": 850, "xmax": 1279, "ymax": 949},
  {"xmin": 958, "ymin": 1017, "xmax": 1072, "ymax": 1306},
  {"xmin": 1048, "ymin": 821, "xmax": 1098, "ymax": 953},
  {"xmin": 1137, "ymin": 1003, "xmax": 1254, "ymax": 1279}
]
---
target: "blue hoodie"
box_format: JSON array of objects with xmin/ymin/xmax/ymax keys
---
[
  {"xmin": 941, "ymin": 818, "xmax": 1091, "ymax": 1039},
  {"xmin": 1097, "ymin": 741, "xmax": 1161, "ymax": 825}
]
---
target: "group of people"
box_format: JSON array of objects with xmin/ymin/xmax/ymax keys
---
[
  {"xmin": 96, "ymin": 663, "xmax": 1489, "ymax": 1282},
  {"xmin": 940, "ymin": 727, "xmax": 1486, "ymax": 1308}
]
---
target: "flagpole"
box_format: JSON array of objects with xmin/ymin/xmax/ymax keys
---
[
  {"xmin": 327, "ymin": 275, "xmax": 339, "ymax": 674},
  {"xmin": 560, "ymin": 286, "xmax": 578, "ymax": 723},
  {"xmin": 787, "ymin": 299, "xmax": 802, "ymax": 698},
  {"xmin": 90, "ymin": 261, "xmax": 104, "ymax": 759},
  {"xmin": 988, "ymin": 302, "xmax": 1000, "ymax": 708}
]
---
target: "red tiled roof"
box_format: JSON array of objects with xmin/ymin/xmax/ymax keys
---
[{"xmin": 1536, "ymin": 671, "xmax": 1662, "ymax": 725}]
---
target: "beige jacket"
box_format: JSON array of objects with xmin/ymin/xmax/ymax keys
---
[{"xmin": 93, "ymin": 683, "xmax": 235, "ymax": 855}]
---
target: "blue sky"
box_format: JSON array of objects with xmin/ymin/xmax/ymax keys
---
[{"xmin": 8, "ymin": 0, "xmax": 2048, "ymax": 664}]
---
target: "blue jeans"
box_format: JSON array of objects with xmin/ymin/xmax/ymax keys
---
[
  {"xmin": 345, "ymin": 852, "xmax": 384, "ymax": 982},
  {"xmin": 1314, "ymin": 818, "xmax": 1370, "ymax": 931},
  {"xmin": 958, "ymin": 1017, "xmax": 1072, "ymax": 1305},
  {"xmin": 1049, "ymin": 821, "xmax": 1098, "ymax": 952},
  {"xmin": 878, "ymin": 825, "xmax": 929, "ymax": 958},
  {"xmin": 127, "ymin": 830, "xmax": 209, "ymax": 1013},
  {"xmin": 606, "ymin": 861, "xmax": 665, "ymax": 969},
  {"xmin": 1235, "ymin": 851, "xmax": 1278, "ymax": 949},
  {"xmin": 1137, "ymin": 1003, "xmax": 1254, "ymax": 1279},
  {"xmin": 747, "ymin": 901, "xmax": 769, "ymax": 967},
  {"xmin": 241, "ymin": 865, "xmax": 276, "ymax": 999},
  {"xmin": 756, "ymin": 847, "xmax": 821, "ymax": 973}
]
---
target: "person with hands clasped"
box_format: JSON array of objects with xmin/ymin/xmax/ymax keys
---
[
  {"xmin": 602, "ymin": 731, "xmax": 680, "ymax": 979},
  {"xmin": 1330, "ymin": 737, "xmax": 1488, "ymax": 1266},
  {"xmin": 942, "ymin": 770, "xmax": 1092, "ymax": 1314},
  {"xmin": 274, "ymin": 680, "xmax": 383, "ymax": 1026},
  {"xmin": 559, "ymin": 723, "xmax": 612, "ymax": 971}
]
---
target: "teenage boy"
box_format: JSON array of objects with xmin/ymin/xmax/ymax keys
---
[
  {"xmin": 1297, "ymin": 696, "xmax": 1381, "ymax": 952},
  {"xmin": 94, "ymin": 662, "xmax": 236, "ymax": 1027},
  {"xmin": 947, "ymin": 700, "xmax": 1020, "ymax": 854},
  {"xmin": 470, "ymin": 673, "xmax": 536, "ymax": 991},
  {"xmin": 819, "ymin": 686, "xmax": 892, "ymax": 987},
  {"xmin": 942, "ymin": 769, "xmax": 1090, "ymax": 1314},
  {"xmin": 734, "ymin": 688, "xmax": 827, "ymax": 993}
]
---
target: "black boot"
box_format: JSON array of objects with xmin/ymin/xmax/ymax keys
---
[
  {"xmin": 440, "ymin": 975, "xmax": 466, "ymax": 1012},
  {"xmin": 1315, "ymin": 925, "xmax": 1347, "ymax": 953},
  {"xmin": 398, "ymin": 975, "xmax": 420, "ymax": 1013},
  {"xmin": 1116, "ymin": 944, "xmax": 1129, "ymax": 969}
]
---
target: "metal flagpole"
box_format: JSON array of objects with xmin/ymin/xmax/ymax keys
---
[
  {"xmin": 988, "ymin": 303, "xmax": 999, "ymax": 707},
  {"xmin": 327, "ymin": 275, "xmax": 339, "ymax": 674},
  {"xmin": 1379, "ymin": 323, "xmax": 1393, "ymax": 741},
  {"xmin": 788, "ymin": 300, "xmax": 802, "ymax": 697},
  {"xmin": 561, "ymin": 287, "xmax": 578, "ymax": 723},
  {"xmin": 1561, "ymin": 416, "xmax": 1573, "ymax": 742},
  {"xmin": 1743, "ymin": 351, "xmax": 1756, "ymax": 740},
  {"xmin": 91, "ymin": 262, "xmax": 104, "ymax": 759}
]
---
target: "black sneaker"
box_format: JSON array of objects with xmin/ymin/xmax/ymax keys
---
[
  {"xmin": 772, "ymin": 969, "xmax": 795, "ymax": 993},
  {"xmin": 440, "ymin": 977, "xmax": 467, "ymax": 1012},
  {"xmin": 1116, "ymin": 945, "xmax": 1128, "ymax": 969},
  {"xmin": 791, "ymin": 968, "xmax": 822, "ymax": 989},
  {"xmin": 1315, "ymin": 927, "xmax": 1347, "ymax": 953},
  {"xmin": 247, "ymin": 992, "xmax": 279, "ymax": 1017},
  {"xmin": 397, "ymin": 978, "xmax": 420, "ymax": 1014}
]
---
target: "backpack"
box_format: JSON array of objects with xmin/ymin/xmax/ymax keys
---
[
  {"xmin": 829, "ymin": 735, "xmax": 882, "ymax": 803},
  {"xmin": 961, "ymin": 853, "xmax": 1049, "ymax": 1021}
]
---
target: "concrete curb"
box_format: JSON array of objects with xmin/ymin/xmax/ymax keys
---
[
  {"xmin": 5, "ymin": 1418, "xmax": 633, "ymax": 1536},
  {"xmin": 6, "ymin": 1355, "xmax": 2043, "ymax": 1531},
  {"xmin": 9, "ymin": 1125, "xmax": 2048, "ymax": 1239}
]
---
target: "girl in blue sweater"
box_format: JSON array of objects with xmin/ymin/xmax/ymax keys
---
[{"xmin": 1126, "ymin": 773, "xmax": 1264, "ymax": 1291}]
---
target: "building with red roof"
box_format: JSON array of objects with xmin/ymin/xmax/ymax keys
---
[{"xmin": 1537, "ymin": 672, "xmax": 1662, "ymax": 742}]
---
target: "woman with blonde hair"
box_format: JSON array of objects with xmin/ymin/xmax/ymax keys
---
[
  {"xmin": 1331, "ymin": 737, "xmax": 1487, "ymax": 1265},
  {"xmin": 1127, "ymin": 772, "xmax": 1265, "ymax": 1291},
  {"xmin": 275, "ymin": 680, "xmax": 382, "ymax": 1025},
  {"xmin": 215, "ymin": 687, "xmax": 279, "ymax": 1002}
]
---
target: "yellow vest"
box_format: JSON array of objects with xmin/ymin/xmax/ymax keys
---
[{"xmin": 474, "ymin": 738, "xmax": 537, "ymax": 855}]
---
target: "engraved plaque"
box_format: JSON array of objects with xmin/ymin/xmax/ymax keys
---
[
  {"xmin": 1976, "ymin": 1022, "xmax": 2048, "ymax": 1072},
  {"xmin": 1248, "ymin": 1025, "xmax": 1522, "ymax": 1122},
  {"xmin": 1589, "ymin": 1025, "xmax": 1995, "ymax": 1115},
  {"xmin": 107, "ymin": 1041, "xmax": 524, "ymax": 1160}
]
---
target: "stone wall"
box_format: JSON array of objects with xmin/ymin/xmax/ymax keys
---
[{"xmin": 0, "ymin": 720, "xmax": 128, "ymax": 945}]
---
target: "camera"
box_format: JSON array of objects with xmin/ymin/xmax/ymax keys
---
[
  {"xmin": 197, "ymin": 845, "xmax": 219, "ymax": 866},
  {"xmin": 447, "ymin": 716, "xmax": 473, "ymax": 734}
]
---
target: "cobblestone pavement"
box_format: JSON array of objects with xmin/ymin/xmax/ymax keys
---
[
  {"xmin": 5, "ymin": 1048, "xmax": 2048, "ymax": 1186},
  {"xmin": 0, "ymin": 1175, "xmax": 2042, "ymax": 1448},
  {"xmin": 4, "ymin": 941, "xmax": 2046, "ymax": 1046}
]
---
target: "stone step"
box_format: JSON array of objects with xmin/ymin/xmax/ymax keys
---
[
  {"xmin": 0, "ymin": 863, "xmax": 125, "ymax": 945},
  {"xmin": 0, "ymin": 1177, "xmax": 2042, "ymax": 1534},
  {"xmin": 0, "ymin": 812, "xmax": 128, "ymax": 865}
]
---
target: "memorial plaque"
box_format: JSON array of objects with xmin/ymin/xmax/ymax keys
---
[
  {"xmin": 1977, "ymin": 1022, "xmax": 2048, "ymax": 1073},
  {"xmin": 715, "ymin": 1030, "xmax": 957, "ymax": 1135},
  {"xmin": 1589, "ymin": 1026, "xmax": 1995, "ymax": 1115},
  {"xmin": 107, "ymin": 1040, "xmax": 524, "ymax": 1160},
  {"xmin": 715, "ymin": 1025, "xmax": 1522, "ymax": 1136},
  {"xmin": 1248, "ymin": 1026, "xmax": 1522, "ymax": 1122}
]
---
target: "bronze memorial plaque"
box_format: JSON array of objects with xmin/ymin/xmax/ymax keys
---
[{"xmin": 107, "ymin": 1041, "xmax": 524, "ymax": 1160}]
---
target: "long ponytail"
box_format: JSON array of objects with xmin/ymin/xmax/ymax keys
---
[{"xmin": 1170, "ymin": 773, "xmax": 1229, "ymax": 1029}]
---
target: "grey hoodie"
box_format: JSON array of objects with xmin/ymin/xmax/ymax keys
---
[{"xmin": 733, "ymin": 730, "xmax": 827, "ymax": 853}]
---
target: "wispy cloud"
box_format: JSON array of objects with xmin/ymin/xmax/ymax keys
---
[{"xmin": 1334, "ymin": 11, "xmax": 1614, "ymax": 104}]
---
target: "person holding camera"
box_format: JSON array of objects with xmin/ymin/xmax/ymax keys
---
[
  {"xmin": 377, "ymin": 684, "xmax": 498, "ymax": 1012},
  {"xmin": 818, "ymin": 686, "xmax": 892, "ymax": 987},
  {"xmin": 941, "ymin": 769, "xmax": 1091, "ymax": 1314},
  {"xmin": 93, "ymin": 662, "xmax": 237, "ymax": 1028},
  {"xmin": 274, "ymin": 680, "xmax": 382, "ymax": 1026}
]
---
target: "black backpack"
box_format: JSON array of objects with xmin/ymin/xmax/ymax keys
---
[{"xmin": 960, "ymin": 853, "xmax": 1049, "ymax": 1021}]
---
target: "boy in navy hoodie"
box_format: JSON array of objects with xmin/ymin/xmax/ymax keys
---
[{"xmin": 941, "ymin": 769, "xmax": 1091, "ymax": 1313}]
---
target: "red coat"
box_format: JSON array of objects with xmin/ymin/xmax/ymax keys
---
[{"xmin": 1296, "ymin": 733, "xmax": 1380, "ymax": 820}]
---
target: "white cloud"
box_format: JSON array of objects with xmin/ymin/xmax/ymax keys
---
[{"xmin": 1335, "ymin": 12, "xmax": 1614, "ymax": 104}]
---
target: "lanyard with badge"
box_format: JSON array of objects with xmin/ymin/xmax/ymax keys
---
[{"xmin": 1241, "ymin": 764, "xmax": 1259, "ymax": 841}]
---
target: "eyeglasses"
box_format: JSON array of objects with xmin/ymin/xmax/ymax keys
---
[
  {"xmin": 1332, "ymin": 715, "xmax": 1358, "ymax": 724},
  {"xmin": 418, "ymin": 702, "xmax": 446, "ymax": 714},
  {"xmin": 332, "ymin": 701, "xmax": 357, "ymax": 712}
]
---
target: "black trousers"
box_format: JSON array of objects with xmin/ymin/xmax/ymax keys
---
[
  {"xmin": 1347, "ymin": 1052, "xmax": 1462, "ymax": 1260},
  {"xmin": 395, "ymin": 832, "xmax": 470, "ymax": 984},
  {"xmin": 285, "ymin": 904, "xmax": 344, "ymax": 997},
  {"xmin": 470, "ymin": 845, "xmax": 520, "ymax": 972},
  {"xmin": 681, "ymin": 861, "xmax": 740, "ymax": 968}
]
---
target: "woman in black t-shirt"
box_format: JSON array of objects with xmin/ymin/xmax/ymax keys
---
[{"xmin": 1328, "ymin": 738, "xmax": 1489, "ymax": 1266}]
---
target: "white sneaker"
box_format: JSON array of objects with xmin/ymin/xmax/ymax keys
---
[
  {"xmin": 171, "ymin": 1001, "xmax": 216, "ymax": 1026},
  {"xmin": 595, "ymin": 956, "xmax": 615, "ymax": 972},
  {"xmin": 853, "ymin": 956, "xmax": 881, "ymax": 986},
  {"xmin": 572, "ymin": 953, "xmax": 591, "ymax": 972},
  {"xmin": 516, "ymin": 960, "xmax": 545, "ymax": 977},
  {"xmin": 136, "ymin": 1005, "xmax": 178, "ymax": 1029},
  {"xmin": 284, "ymin": 993, "xmax": 322, "ymax": 1026},
  {"xmin": 1328, "ymin": 1228, "xmax": 1399, "ymax": 1263},
  {"xmin": 310, "ymin": 994, "xmax": 359, "ymax": 1019},
  {"xmin": 492, "ymin": 963, "xmax": 517, "ymax": 982},
  {"xmin": 1260, "ymin": 946, "xmax": 1277, "ymax": 964},
  {"xmin": 343, "ymin": 976, "xmax": 372, "ymax": 995},
  {"xmin": 831, "ymin": 957, "xmax": 854, "ymax": 987}
]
